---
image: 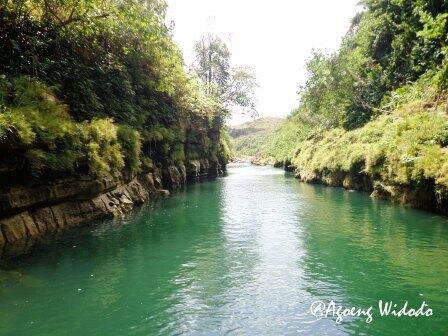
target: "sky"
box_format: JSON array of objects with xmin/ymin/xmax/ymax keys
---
[{"xmin": 165, "ymin": 0, "xmax": 362, "ymax": 125}]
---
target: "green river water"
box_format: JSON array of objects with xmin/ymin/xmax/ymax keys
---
[{"xmin": 0, "ymin": 163, "xmax": 447, "ymax": 335}]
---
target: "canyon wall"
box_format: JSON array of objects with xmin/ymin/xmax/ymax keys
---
[{"xmin": 0, "ymin": 159, "xmax": 224, "ymax": 259}]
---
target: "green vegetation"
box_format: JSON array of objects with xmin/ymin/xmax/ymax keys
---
[
  {"xmin": 0, "ymin": 0, "xmax": 232, "ymax": 180},
  {"xmin": 293, "ymin": 81, "xmax": 448, "ymax": 190},
  {"xmin": 0, "ymin": 76, "xmax": 139, "ymax": 177},
  {"xmin": 192, "ymin": 34, "xmax": 258, "ymax": 118},
  {"xmin": 262, "ymin": 0, "xmax": 448, "ymax": 208},
  {"xmin": 296, "ymin": 0, "xmax": 447, "ymax": 131},
  {"xmin": 229, "ymin": 117, "xmax": 283, "ymax": 157},
  {"xmin": 262, "ymin": 113, "xmax": 311, "ymax": 164}
]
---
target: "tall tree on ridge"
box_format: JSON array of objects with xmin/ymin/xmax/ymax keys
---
[{"xmin": 193, "ymin": 34, "xmax": 258, "ymax": 118}]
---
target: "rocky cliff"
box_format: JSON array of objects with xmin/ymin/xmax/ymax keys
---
[
  {"xmin": 293, "ymin": 167, "xmax": 447, "ymax": 215},
  {"xmin": 0, "ymin": 159, "xmax": 224, "ymax": 259}
]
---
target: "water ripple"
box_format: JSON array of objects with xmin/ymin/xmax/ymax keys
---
[{"xmin": 0, "ymin": 163, "xmax": 447, "ymax": 335}]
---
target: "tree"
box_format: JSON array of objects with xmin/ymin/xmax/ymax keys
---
[
  {"xmin": 0, "ymin": 0, "xmax": 232, "ymax": 175},
  {"xmin": 295, "ymin": 0, "xmax": 448, "ymax": 131},
  {"xmin": 192, "ymin": 34, "xmax": 258, "ymax": 118}
]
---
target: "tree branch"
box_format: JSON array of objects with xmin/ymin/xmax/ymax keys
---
[
  {"xmin": 58, "ymin": 13, "xmax": 110, "ymax": 28},
  {"xmin": 43, "ymin": 0, "xmax": 63, "ymax": 24},
  {"xmin": 67, "ymin": 1, "xmax": 79, "ymax": 23}
]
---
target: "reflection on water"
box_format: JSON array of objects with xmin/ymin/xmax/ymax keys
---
[{"xmin": 0, "ymin": 163, "xmax": 447, "ymax": 335}]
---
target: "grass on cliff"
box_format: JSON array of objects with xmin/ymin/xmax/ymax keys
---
[
  {"xmin": 268, "ymin": 71, "xmax": 448, "ymax": 194},
  {"xmin": 1, "ymin": 2, "xmax": 230, "ymax": 178},
  {"xmin": 0, "ymin": 76, "xmax": 141, "ymax": 177},
  {"xmin": 261, "ymin": 113, "xmax": 311, "ymax": 163}
]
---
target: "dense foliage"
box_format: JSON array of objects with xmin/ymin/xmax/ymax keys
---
[
  {"xmin": 262, "ymin": 0, "xmax": 448, "ymax": 204},
  {"xmin": 296, "ymin": 0, "xmax": 447, "ymax": 130},
  {"xmin": 293, "ymin": 76, "xmax": 448, "ymax": 188},
  {"xmin": 0, "ymin": 0, "xmax": 230, "ymax": 179}
]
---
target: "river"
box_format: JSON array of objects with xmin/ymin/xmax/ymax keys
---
[{"xmin": 0, "ymin": 163, "xmax": 447, "ymax": 335}]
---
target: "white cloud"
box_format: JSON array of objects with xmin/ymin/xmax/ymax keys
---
[{"xmin": 166, "ymin": 0, "xmax": 361, "ymax": 125}]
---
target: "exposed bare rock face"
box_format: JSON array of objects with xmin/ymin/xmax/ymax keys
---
[
  {"xmin": 0, "ymin": 159, "xmax": 224, "ymax": 259},
  {"xmin": 293, "ymin": 166, "xmax": 447, "ymax": 214}
]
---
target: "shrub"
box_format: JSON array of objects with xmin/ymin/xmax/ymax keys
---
[
  {"xmin": 0, "ymin": 76, "xmax": 148, "ymax": 178},
  {"xmin": 288, "ymin": 87, "xmax": 448, "ymax": 190},
  {"xmin": 81, "ymin": 118, "xmax": 125, "ymax": 177},
  {"xmin": 117, "ymin": 125, "xmax": 142, "ymax": 174},
  {"xmin": 0, "ymin": 108, "xmax": 35, "ymax": 146}
]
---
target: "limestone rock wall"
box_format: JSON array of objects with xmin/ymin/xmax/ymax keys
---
[
  {"xmin": 294, "ymin": 167, "xmax": 447, "ymax": 214},
  {"xmin": 0, "ymin": 159, "xmax": 224, "ymax": 259}
]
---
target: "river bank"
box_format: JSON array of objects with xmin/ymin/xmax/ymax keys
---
[
  {"xmin": 0, "ymin": 3, "xmax": 232, "ymax": 259},
  {"xmin": 267, "ymin": 100, "xmax": 448, "ymax": 216},
  {"xmin": 233, "ymin": 154, "xmax": 448, "ymax": 215},
  {"xmin": 0, "ymin": 159, "xmax": 225, "ymax": 259},
  {"xmin": 1, "ymin": 164, "xmax": 447, "ymax": 335},
  {"xmin": 292, "ymin": 167, "xmax": 446, "ymax": 214}
]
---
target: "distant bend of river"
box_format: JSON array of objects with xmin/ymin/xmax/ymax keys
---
[{"xmin": 1, "ymin": 163, "xmax": 447, "ymax": 335}]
